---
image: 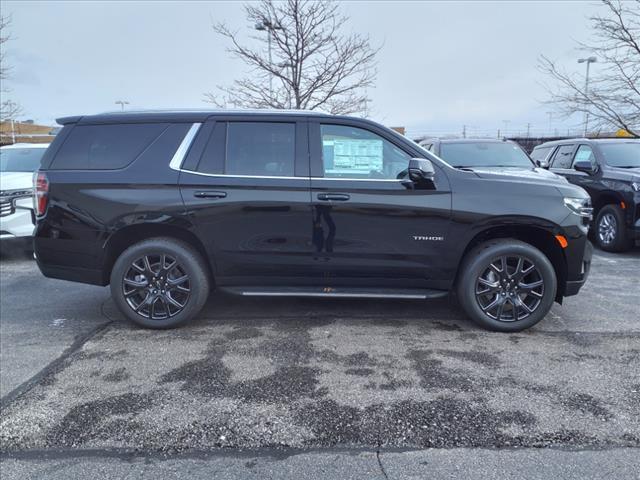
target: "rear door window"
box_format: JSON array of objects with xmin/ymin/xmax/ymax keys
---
[
  {"xmin": 226, "ymin": 122, "xmax": 295, "ymax": 176},
  {"xmin": 51, "ymin": 123, "xmax": 168, "ymax": 170},
  {"xmin": 550, "ymin": 144, "xmax": 575, "ymax": 169}
]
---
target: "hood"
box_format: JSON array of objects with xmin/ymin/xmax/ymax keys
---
[
  {"xmin": 0, "ymin": 172, "xmax": 34, "ymax": 193},
  {"xmin": 604, "ymin": 166, "xmax": 640, "ymax": 182},
  {"xmin": 463, "ymin": 166, "xmax": 569, "ymax": 184}
]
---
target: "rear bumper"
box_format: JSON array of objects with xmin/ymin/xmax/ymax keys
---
[
  {"xmin": 564, "ymin": 240, "xmax": 592, "ymax": 297},
  {"xmin": 35, "ymin": 257, "xmax": 106, "ymax": 286},
  {"xmin": 34, "ymin": 227, "xmax": 108, "ymax": 286}
]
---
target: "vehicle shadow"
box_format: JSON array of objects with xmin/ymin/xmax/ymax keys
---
[{"xmin": 0, "ymin": 238, "xmax": 33, "ymax": 261}]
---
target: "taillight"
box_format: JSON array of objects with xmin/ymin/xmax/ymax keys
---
[{"xmin": 33, "ymin": 171, "xmax": 49, "ymax": 217}]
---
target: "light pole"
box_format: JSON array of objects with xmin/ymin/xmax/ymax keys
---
[
  {"xmin": 578, "ymin": 56, "xmax": 597, "ymax": 137},
  {"xmin": 255, "ymin": 18, "xmax": 282, "ymax": 99},
  {"xmin": 546, "ymin": 111, "xmax": 553, "ymax": 136},
  {"xmin": 6, "ymin": 100, "xmax": 16, "ymax": 143},
  {"xmin": 115, "ymin": 100, "xmax": 130, "ymax": 111},
  {"xmin": 502, "ymin": 120, "xmax": 511, "ymax": 137}
]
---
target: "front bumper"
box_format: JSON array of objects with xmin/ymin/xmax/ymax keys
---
[
  {"xmin": 564, "ymin": 240, "xmax": 593, "ymax": 297},
  {"xmin": 0, "ymin": 205, "xmax": 35, "ymax": 239}
]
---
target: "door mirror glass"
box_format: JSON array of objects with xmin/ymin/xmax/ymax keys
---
[{"xmin": 573, "ymin": 160, "xmax": 595, "ymax": 174}]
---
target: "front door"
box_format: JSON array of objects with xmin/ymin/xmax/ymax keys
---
[
  {"xmin": 308, "ymin": 120, "xmax": 452, "ymax": 289},
  {"xmin": 179, "ymin": 117, "xmax": 314, "ymax": 286},
  {"xmin": 566, "ymin": 144, "xmax": 601, "ymax": 197}
]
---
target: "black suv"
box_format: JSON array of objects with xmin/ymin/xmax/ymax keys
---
[
  {"xmin": 419, "ymin": 137, "xmax": 564, "ymax": 178},
  {"xmin": 34, "ymin": 110, "xmax": 592, "ymax": 332},
  {"xmin": 532, "ymin": 139, "xmax": 640, "ymax": 252}
]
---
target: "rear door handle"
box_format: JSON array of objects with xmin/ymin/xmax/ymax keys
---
[
  {"xmin": 317, "ymin": 193, "xmax": 350, "ymax": 201},
  {"xmin": 194, "ymin": 190, "xmax": 227, "ymax": 199}
]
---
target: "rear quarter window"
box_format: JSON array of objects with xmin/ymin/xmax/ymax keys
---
[{"xmin": 50, "ymin": 123, "xmax": 169, "ymax": 170}]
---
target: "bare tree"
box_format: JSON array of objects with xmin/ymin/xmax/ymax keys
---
[
  {"xmin": 205, "ymin": 0, "xmax": 379, "ymax": 115},
  {"xmin": 1, "ymin": 14, "xmax": 23, "ymax": 121},
  {"xmin": 539, "ymin": 0, "xmax": 639, "ymax": 137}
]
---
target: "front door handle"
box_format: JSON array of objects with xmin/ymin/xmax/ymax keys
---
[
  {"xmin": 317, "ymin": 193, "xmax": 350, "ymax": 201},
  {"xmin": 194, "ymin": 190, "xmax": 227, "ymax": 199}
]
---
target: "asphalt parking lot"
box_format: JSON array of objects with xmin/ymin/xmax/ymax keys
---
[{"xmin": 1, "ymin": 242, "xmax": 639, "ymax": 478}]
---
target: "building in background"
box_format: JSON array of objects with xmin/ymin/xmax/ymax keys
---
[{"xmin": 0, "ymin": 120, "xmax": 57, "ymax": 146}]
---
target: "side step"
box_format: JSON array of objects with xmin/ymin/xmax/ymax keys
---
[{"xmin": 220, "ymin": 286, "xmax": 449, "ymax": 300}]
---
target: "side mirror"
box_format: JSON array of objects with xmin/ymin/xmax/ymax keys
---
[
  {"xmin": 408, "ymin": 158, "xmax": 435, "ymax": 181},
  {"xmin": 573, "ymin": 160, "xmax": 596, "ymax": 175},
  {"xmin": 536, "ymin": 159, "xmax": 549, "ymax": 169}
]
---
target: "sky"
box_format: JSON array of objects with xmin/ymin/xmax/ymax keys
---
[{"xmin": 1, "ymin": 0, "xmax": 604, "ymax": 138}]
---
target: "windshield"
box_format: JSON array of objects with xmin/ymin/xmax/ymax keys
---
[
  {"xmin": 598, "ymin": 143, "xmax": 640, "ymax": 168},
  {"xmin": 440, "ymin": 142, "xmax": 534, "ymax": 168},
  {"xmin": 0, "ymin": 148, "xmax": 46, "ymax": 173}
]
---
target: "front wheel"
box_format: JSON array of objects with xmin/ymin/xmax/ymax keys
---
[
  {"xmin": 457, "ymin": 239, "xmax": 557, "ymax": 332},
  {"xmin": 110, "ymin": 238, "xmax": 210, "ymax": 329},
  {"xmin": 594, "ymin": 204, "xmax": 632, "ymax": 252}
]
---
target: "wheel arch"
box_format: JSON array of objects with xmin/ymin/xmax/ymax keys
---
[
  {"xmin": 592, "ymin": 191, "xmax": 625, "ymax": 215},
  {"xmin": 102, "ymin": 223, "xmax": 213, "ymax": 285},
  {"xmin": 454, "ymin": 224, "xmax": 568, "ymax": 302}
]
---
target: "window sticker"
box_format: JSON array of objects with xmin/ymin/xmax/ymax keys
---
[{"xmin": 323, "ymin": 138, "xmax": 383, "ymax": 175}]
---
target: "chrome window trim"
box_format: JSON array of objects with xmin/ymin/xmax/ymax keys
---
[
  {"xmin": 178, "ymin": 169, "xmax": 304, "ymax": 181},
  {"xmin": 176, "ymin": 169, "xmax": 404, "ymax": 182},
  {"xmin": 169, "ymin": 122, "xmax": 202, "ymax": 171},
  {"xmin": 169, "ymin": 122, "xmax": 404, "ymax": 183},
  {"xmin": 311, "ymin": 177, "xmax": 402, "ymax": 182}
]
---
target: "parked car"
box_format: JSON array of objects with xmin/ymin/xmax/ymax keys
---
[
  {"xmin": 419, "ymin": 137, "xmax": 559, "ymax": 175},
  {"xmin": 33, "ymin": 110, "xmax": 592, "ymax": 332},
  {"xmin": 532, "ymin": 138, "xmax": 640, "ymax": 252},
  {"xmin": 0, "ymin": 143, "xmax": 49, "ymax": 240}
]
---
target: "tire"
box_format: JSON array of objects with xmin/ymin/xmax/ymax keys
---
[
  {"xmin": 110, "ymin": 237, "xmax": 210, "ymax": 329},
  {"xmin": 594, "ymin": 204, "xmax": 632, "ymax": 252},
  {"xmin": 457, "ymin": 239, "xmax": 557, "ymax": 332}
]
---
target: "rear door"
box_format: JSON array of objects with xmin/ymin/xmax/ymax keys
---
[
  {"xmin": 308, "ymin": 119, "xmax": 452, "ymax": 289},
  {"xmin": 549, "ymin": 143, "xmax": 576, "ymax": 178},
  {"xmin": 178, "ymin": 115, "xmax": 315, "ymax": 286}
]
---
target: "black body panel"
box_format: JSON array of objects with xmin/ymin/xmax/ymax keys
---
[{"xmin": 34, "ymin": 110, "xmax": 592, "ymax": 302}]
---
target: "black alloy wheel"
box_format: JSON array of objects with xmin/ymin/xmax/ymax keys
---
[
  {"xmin": 457, "ymin": 239, "xmax": 557, "ymax": 332},
  {"xmin": 123, "ymin": 254, "xmax": 191, "ymax": 320},
  {"xmin": 110, "ymin": 238, "xmax": 210, "ymax": 329},
  {"xmin": 474, "ymin": 255, "xmax": 544, "ymax": 322}
]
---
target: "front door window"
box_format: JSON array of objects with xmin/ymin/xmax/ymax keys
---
[{"xmin": 320, "ymin": 124, "xmax": 411, "ymax": 180}]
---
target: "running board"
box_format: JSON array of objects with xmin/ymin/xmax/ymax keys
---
[{"xmin": 220, "ymin": 286, "xmax": 448, "ymax": 300}]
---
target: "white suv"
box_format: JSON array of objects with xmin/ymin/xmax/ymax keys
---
[{"xmin": 0, "ymin": 143, "xmax": 49, "ymax": 239}]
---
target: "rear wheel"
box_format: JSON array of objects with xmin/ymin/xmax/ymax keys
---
[
  {"xmin": 457, "ymin": 239, "xmax": 557, "ymax": 332},
  {"xmin": 110, "ymin": 238, "xmax": 210, "ymax": 328},
  {"xmin": 594, "ymin": 204, "xmax": 632, "ymax": 252}
]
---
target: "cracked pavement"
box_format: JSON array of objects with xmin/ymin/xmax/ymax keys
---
[{"xmin": 1, "ymin": 243, "xmax": 639, "ymax": 478}]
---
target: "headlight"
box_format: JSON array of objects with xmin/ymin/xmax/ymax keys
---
[
  {"xmin": 564, "ymin": 197, "xmax": 593, "ymax": 218},
  {"xmin": 632, "ymin": 182, "xmax": 640, "ymax": 192}
]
